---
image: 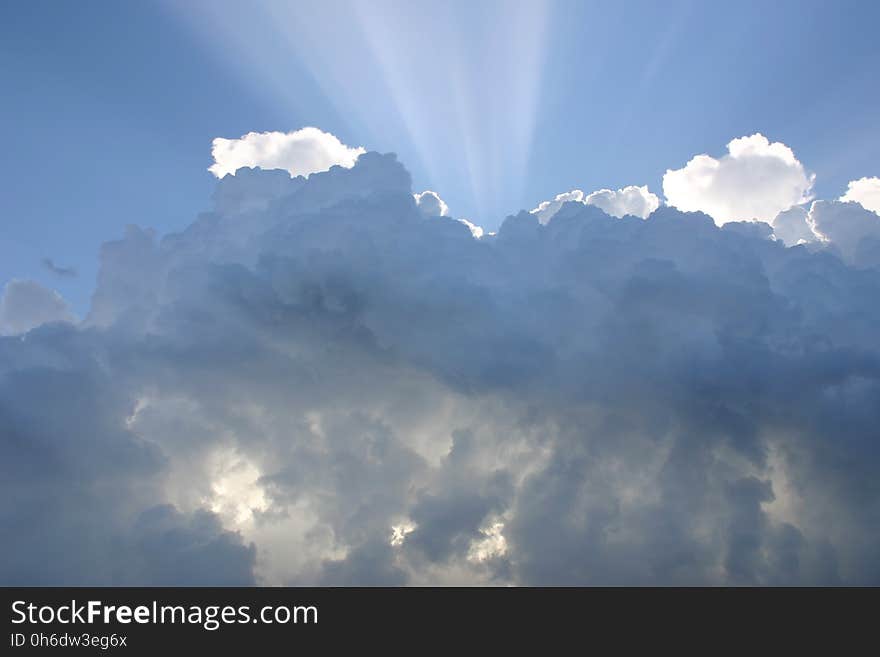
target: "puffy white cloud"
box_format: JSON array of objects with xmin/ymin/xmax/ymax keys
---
[
  {"xmin": 3, "ymin": 144, "xmax": 880, "ymax": 586},
  {"xmin": 840, "ymin": 176, "xmax": 880, "ymax": 215},
  {"xmin": 208, "ymin": 127, "xmax": 365, "ymax": 178},
  {"xmin": 663, "ymin": 133, "xmax": 814, "ymax": 225},
  {"xmin": 530, "ymin": 185, "xmax": 659, "ymax": 224},
  {"xmin": 0, "ymin": 279, "xmax": 75, "ymax": 335},
  {"xmin": 414, "ymin": 190, "xmax": 449, "ymax": 217},
  {"xmin": 585, "ymin": 185, "xmax": 660, "ymax": 219}
]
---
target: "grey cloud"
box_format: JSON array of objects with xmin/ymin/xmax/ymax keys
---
[
  {"xmin": 0, "ymin": 279, "xmax": 75, "ymax": 336},
  {"xmin": 772, "ymin": 205, "xmax": 816, "ymax": 247},
  {"xmin": 808, "ymin": 200, "xmax": 880, "ymax": 268},
  {"xmin": 42, "ymin": 258, "xmax": 77, "ymax": 278},
  {"xmin": 414, "ymin": 190, "xmax": 449, "ymax": 217},
  {"xmin": 2, "ymin": 151, "xmax": 880, "ymax": 585}
]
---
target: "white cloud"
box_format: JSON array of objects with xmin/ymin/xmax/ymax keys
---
[
  {"xmin": 840, "ymin": 177, "xmax": 880, "ymax": 216},
  {"xmin": 530, "ymin": 189, "xmax": 585, "ymax": 224},
  {"xmin": 584, "ymin": 185, "xmax": 660, "ymax": 219},
  {"xmin": 0, "ymin": 279, "xmax": 75, "ymax": 335},
  {"xmin": 530, "ymin": 185, "xmax": 659, "ymax": 224},
  {"xmin": 457, "ymin": 218, "xmax": 484, "ymax": 239},
  {"xmin": 208, "ymin": 127, "xmax": 365, "ymax": 178},
  {"xmin": 414, "ymin": 190, "xmax": 449, "ymax": 217},
  {"xmin": 663, "ymin": 133, "xmax": 814, "ymax": 225}
]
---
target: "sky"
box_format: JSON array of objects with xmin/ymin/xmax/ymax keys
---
[
  {"xmin": 2, "ymin": 0, "xmax": 879, "ymax": 314},
  {"xmin": 2, "ymin": 1, "xmax": 880, "ymax": 586}
]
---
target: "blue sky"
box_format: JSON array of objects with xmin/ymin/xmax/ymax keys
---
[{"xmin": 2, "ymin": 0, "xmax": 879, "ymax": 314}]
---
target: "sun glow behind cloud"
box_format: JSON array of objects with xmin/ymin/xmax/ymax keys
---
[{"xmin": 164, "ymin": 0, "xmax": 551, "ymax": 228}]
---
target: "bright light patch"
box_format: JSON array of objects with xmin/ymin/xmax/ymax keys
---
[
  {"xmin": 204, "ymin": 450, "xmax": 270, "ymax": 526},
  {"xmin": 390, "ymin": 521, "xmax": 416, "ymax": 547},
  {"xmin": 467, "ymin": 522, "xmax": 508, "ymax": 562}
]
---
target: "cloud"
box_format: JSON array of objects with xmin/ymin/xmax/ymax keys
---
[
  {"xmin": 584, "ymin": 186, "xmax": 660, "ymax": 219},
  {"xmin": 457, "ymin": 218, "xmax": 484, "ymax": 239},
  {"xmin": 663, "ymin": 134, "xmax": 814, "ymax": 225},
  {"xmin": 840, "ymin": 176, "xmax": 880, "ymax": 216},
  {"xmin": 0, "ymin": 339, "xmax": 256, "ymax": 585},
  {"xmin": 807, "ymin": 200, "xmax": 880, "ymax": 267},
  {"xmin": 3, "ymin": 140, "xmax": 880, "ymax": 585},
  {"xmin": 42, "ymin": 258, "xmax": 77, "ymax": 278},
  {"xmin": 414, "ymin": 190, "xmax": 449, "ymax": 217},
  {"xmin": 413, "ymin": 190, "xmax": 484, "ymax": 237},
  {"xmin": 208, "ymin": 127, "xmax": 365, "ymax": 178},
  {"xmin": 530, "ymin": 189, "xmax": 585, "ymax": 224},
  {"xmin": 0, "ymin": 279, "xmax": 75, "ymax": 335},
  {"xmin": 771, "ymin": 205, "xmax": 816, "ymax": 247},
  {"xmin": 531, "ymin": 185, "xmax": 660, "ymax": 224}
]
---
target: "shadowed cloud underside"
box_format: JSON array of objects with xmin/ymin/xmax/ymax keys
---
[{"xmin": 2, "ymin": 149, "xmax": 880, "ymax": 585}]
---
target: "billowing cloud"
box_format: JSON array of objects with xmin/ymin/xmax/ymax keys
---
[
  {"xmin": 3, "ymin": 145, "xmax": 880, "ymax": 586},
  {"xmin": 414, "ymin": 190, "xmax": 449, "ymax": 217},
  {"xmin": 663, "ymin": 134, "xmax": 814, "ymax": 225},
  {"xmin": 457, "ymin": 218, "xmax": 484, "ymax": 239},
  {"xmin": 530, "ymin": 189, "xmax": 585, "ymax": 224},
  {"xmin": 771, "ymin": 205, "xmax": 816, "ymax": 247},
  {"xmin": 531, "ymin": 185, "xmax": 659, "ymax": 224},
  {"xmin": 840, "ymin": 176, "xmax": 880, "ymax": 215},
  {"xmin": 807, "ymin": 200, "xmax": 880, "ymax": 267},
  {"xmin": 0, "ymin": 279, "xmax": 75, "ymax": 336},
  {"xmin": 584, "ymin": 186, "xmax": 660, "ymax": 219},
  {"xmin": 208, "ymin": 127, "xmax": 365, "ymax": 178}
]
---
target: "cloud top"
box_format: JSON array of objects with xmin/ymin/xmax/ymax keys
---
[
  {"xmin": 0, "ymin": 279, "xmax": 75, "ymax": 336},
  {"xmin": 208, "ymin": 127, "xmax": 365, "ymax": 178},
  {"xmin": 840, "ymin": 176, "xmax": 880, "ymax": 216},
  {"xmin": 531, "ymin": 185, "xmax": 659, "ymax": 224},
  {"xmin": 414, "ymin": 190, "xmax": 449, "ymax": 217},
  {"xmin": 663, "ymin": 133, "xmax": 814, "ymax": 225},
  {"xmin": 584, "ymin": 185, "xmax": 660, "ymax": 219},
  {"xmin": 3, "ymin": 131, "xmax": 880, "ymax": 586}
]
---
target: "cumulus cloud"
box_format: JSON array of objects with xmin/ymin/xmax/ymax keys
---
[
  {"xmin": 413, "ymin": 190, "xmax": 484, "ymax": 237},
  {"xmin": 208, "ymin": 127, "xmax": 365, "ymax": 178},
  {"xmin": 3, "ymin": 143, "xmax": 880, "ymax": 586},
  {"xmin": 530, "ymin": 189, "xmax": 585, "ymax": 224},
  {"xmin": 771, "ymin": 205, "xmax": 816, "ymax": 247},
  {"xmin": 0, "ymin": 279, "xmax": 75, "ymax": 335},
  {"xmin": 807, "ymin": 200, "xmax": 880, "ymax": 267},
  {"xmin": 414, "ymin": 190, "xmax": 449, "ymax": 217},
  {"xmin": 663, "ymin": 134, "xmax": 814, "ymax": 225},
  {"xmin": 531, "ymin": 185, "xmax": 659, "ymax": 224},
  {"xmin": 457, "ymin": 218, "xmax": 484, "ymax": 239},
  {"xmin": 840, "ymin": 176, "xmax": 880, "ymax": 215},
  {"xmin": 584, "ymin": 185, "xmax": 660, "ymax": 219}
]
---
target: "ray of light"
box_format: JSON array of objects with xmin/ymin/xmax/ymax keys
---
[{"xmin": 162, "ymin": 0, "xmax": 552, "ymax": 229}]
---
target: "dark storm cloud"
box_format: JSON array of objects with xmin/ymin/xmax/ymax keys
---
[{"xmin": 1, "ymin": 152, "xmax": 879, "ymax": 584}]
